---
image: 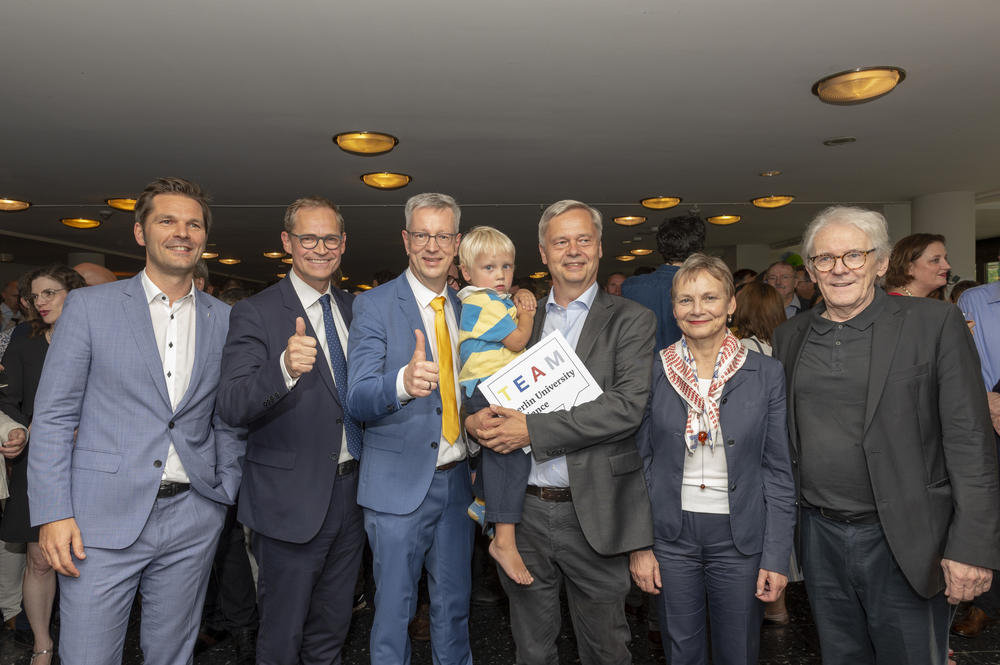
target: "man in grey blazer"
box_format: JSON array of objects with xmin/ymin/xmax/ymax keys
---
[
  {"xmin": 773, "ymin": 206, "xmax": 1000, "ymax": 665},
  {"xmin": 28, "ymin": 177, "xmax": 245, "ymax": 665},
  {"xmin": 470, "ymin": 200, "xmax": 655, "ymax": 665}
]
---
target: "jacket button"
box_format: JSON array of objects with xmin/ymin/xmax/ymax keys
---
[
  {"xmin": 430, "ymin": 441, "xmax": 439, "ymax": 449},
  {"xmin": 153, "ymin": 460, "xmax": 162, "ymax": 468},
  {"xmin": 336, "ymin": 418, "xmax": 343, "ymax": 424},
  {"xmin": 168, "ymin": 421, "xmax": 175, "ymax": 429},
  {"xmin": 436, "ymin": 407, "xmax": 442, "ymax": 415},
  {"xmin": 726, "ymin": 439, "xmax": 734, "ymax": 446},
  {"xmin": 721, "ymin": 398, "xmax": 728, "ymax": 404},
  {"xmin": 729, "ymin": 484, "xmax": 736, "ymax": 492}
]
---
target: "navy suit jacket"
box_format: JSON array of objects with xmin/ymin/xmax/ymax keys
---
[
  {"xmin": 218, "ymin": 277, "xmax": 354, "ymax": 544},
  {"xmin": 346, "ymin": 274, "xmax": 465, "ymax": 515},
  {"xmin": 27, "ymin": 275, "xmax": 245, "ymax": 549},
  {"xmin": 636, "ymin": 349, "xmax": 796, "ymax": 574}
]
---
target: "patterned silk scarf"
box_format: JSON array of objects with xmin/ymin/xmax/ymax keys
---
[{"xmin": 660, "ymin": 331, "xmax": 747, "ymax": 453}]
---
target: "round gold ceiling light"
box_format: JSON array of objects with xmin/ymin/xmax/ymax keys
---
[
  {"xmin": 529, "ymin": 271, "xmax": 548, "ymax": 279},
  {"xmin": 106, "ymin": 198, "xmax": 137, "ymax": 211},
  {"xmin": 812, "ymin": 66, "xmax": 906, "ymax": 105},
  {"xmin": 61, "ymin": 217, "xmax": 101, "ymax": 229},
  {"xmin": 361, "ymin": 172, "xmax": 411, "ymax": 190},
  {"xmin": 276, "ymin": 273, "xmax": 287, "ymax": 279},
  {"xmin": 759, "ymin": 170, "xmax": 782, "ymax": 177},
  {"xmin": 219, "ymin": 258, "xmax": 241, "ymax": 265},
  {"xmin": 707, "ymin": 215, "xmax": 741, "ymax": 226},
  {"xmin": 201, "ymin": 251, "xmax": 219, "ymax": 259},
  {"xmin": 640, "ymin": 197, "xmax": 681, "ymax": 210},
  {"xmin": 630, "ymin": 248, "xmax": 654, "ymax": 256},
  {"xmin": 0, "ymin": 198, "xmax": 31, "ymax": 212},
  {"xmin": 613, "ymin": 216, "xmax": 646, "ymax": 227},
  {"xmin": 356, "ymin": 284, "xmax": 373, "ymax": 291},
  {"xmin": 262, "ymin": 250, "xmax": 285, "ymax": 259},
  {"xmin": 616, "ymin": 255, "xmax": 637, "ymax": 262},
  {"xmin": 334, "ymin": 131, "xmax": 399, "ymax": 155},
  {"xmin": 281, "ymin": 257, "xmax": 293, "ymax": 264},
  {"xmin": 751, "ymin": 195, "xmax": 795, "ymax": 209}
]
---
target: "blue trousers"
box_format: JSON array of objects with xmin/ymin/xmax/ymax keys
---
[
  {"xmin": 364, "ymin": 461, "xmax": 474, "ymax": 665},
  {"xmin": 800, "ymin": 508, "xmax": 950, "ymax": 665},
  {"xmin": 57, "ymin": 489, "xmax": 225, "ymax": 665},
  {"xmin": 653, "ymin": 511, "xmax": 762, "ymax": 665}
]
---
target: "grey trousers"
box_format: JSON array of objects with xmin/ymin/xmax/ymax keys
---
[{"xmin": 499, "ymin": 494, "xmax": 632, "ymax": 665}]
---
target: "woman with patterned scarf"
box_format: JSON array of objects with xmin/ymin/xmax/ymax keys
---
[{"xmin": 629, "ymin": 253, "xmax": 796, "ymax": 665}]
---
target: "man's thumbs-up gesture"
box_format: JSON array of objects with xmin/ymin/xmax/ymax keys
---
[
  {"xmin": 403, "ymin": 329, "xmax": 440, "ymax": 398},
  {"xmin": 284, "ymin": 316, "xmax": 318, "ymax": 379}
]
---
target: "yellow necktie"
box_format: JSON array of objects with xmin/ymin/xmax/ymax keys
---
[{"xmin": 430, "ymin": 296, "xmax": 460, "ymax": 444}]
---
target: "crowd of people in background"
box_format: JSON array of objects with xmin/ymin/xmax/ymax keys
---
[{"xmin": 1, "ymin": 178, "xmax": 999, "ymax": 665}]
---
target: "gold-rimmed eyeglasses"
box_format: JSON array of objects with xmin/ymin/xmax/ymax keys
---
[{"xmin": 28, "ymin": 288, "xmax": 66, "ymax": 304}]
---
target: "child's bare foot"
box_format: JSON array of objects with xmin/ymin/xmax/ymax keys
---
[{"xmin": 490, "ymin": 539, "xmax": 533, "ymax": 585}]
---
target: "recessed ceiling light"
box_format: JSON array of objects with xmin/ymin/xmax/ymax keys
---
[
  {"xmin": 340, "ymin": 275, "xmax": 350, "ymax": 281},
  {"xmin": 823, "ymin": 136, "xmax": 857, "ymax": 147},
  {"xmin": 201, "ymin": 251, "xmax": 219, "ymax": 259},
  {"xmin": 281, "ymin": 257, "xmax": 293, "ymax": 264},
  {"xmin": 529, "ymin": 271, "xmax": 548, "ymax": 279},
  {"xmin": 61, "ymin": 217, "xmax": 101, "ymax": 229},
  {"xmin": 640, "ymin": 197, "xmax": 682, "ymax": 210},
  {"xmin": 759, "ymin": 170, "xmax": 782, "ymax": 177},
  {"xmin": 219, "ymin": 258, "xmax": 241, "ymax": 265},
  {"xmin": 616, "ymin": 255, "xmax": 637, "ymax": 262},
  {"xmin": 0, "ymin": 198, "xmax": 31, "ymax": 212},
  {"xmin": 812, "ymin": 66, "xmax": 906, "ymax": 105},
  {"xmin": 613, "ymin": 216, "xmax": 646, "ymax": 226},
  {"xmin": 707, "ymin": 215, "xmax": 741, "ymax": 225},
  {"xmin": 276, "ymin": 273, "xmax": 287, "ymax": 279},
  {"xmin": 262, "ymin": 251, "xmax": 285, "ymax": 259},
  {"xmin": 356, "ymin": 284, "xmax": 373, "ymax": 291},
  {"xmin": 334, "ymin": 131, "xmax": 399, "ymax": 155},
  {"xmin": 105, "ymin": 198, "xmax": 137, "ymax": 211},
  {"xmin": 361, "ymin": 172, "xmax": 411, "ymax": 190},
  {"xmin": 751, "ymin": 195, "xmax": 795, "ymax": 209},
  {"xmin": 630, "ymin": 248, "xmax": 654, "ymax": 256}
]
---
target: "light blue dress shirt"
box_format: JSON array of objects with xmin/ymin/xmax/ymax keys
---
[
  {"xmin": 958, "ymin": 281, "xmax": 1000, "ymax": 391},
  {"xmin": 526, "ymin": 282, "xmax": 599, "ymax": 488}
]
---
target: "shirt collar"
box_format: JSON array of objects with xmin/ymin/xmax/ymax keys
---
[
  {"xmin": 546, "ymin": 282, "xmax": 599, "ymax": 312},
  {"xmin": 810, "ymin": 286, "xmax": 885, "ymax": 333},
  {"xmin": 405, "ymin": 268, "xmax": 450, "ymax": 309},
  {"xmin": 456, "ymin": 285, "xmax": 510, "ymax": 302},
  {"xmin": 288, "ymin": 269, "xmax": 332, "ymax": 310},
  {"xmin": 141, "ymin": 269, "xmax": 196, "ymax": 306}
]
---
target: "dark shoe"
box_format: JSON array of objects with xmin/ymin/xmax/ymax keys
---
[
  {"xmin": 231, "ymin": 628, "xmax": 257, "ymax": 665},
  {"xmin": 952, "ymin": 605, "xmax": 996, "ymax": 638},
  {"xmin": 194, "ymin": 627, "xmax": 229, "ymax": 655},
  {"xmin": 470, "ymin": 582, "xmax": 505, "ymax": 607},
  {"xmin": 648, "ymin": 629, "xmax": 663, "ymax": 653},
  {"xmin": 352, "ymin": 591, "xmax": 369, "ymax": 613},
  {"xmin": 408, "ymin": 604, "xmax": 430, "ymax": 642}
]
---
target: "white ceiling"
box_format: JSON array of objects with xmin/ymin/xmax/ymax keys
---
[{"xmin": 2, "ymin": 0, "xmax": 1000, "ymax": 284}]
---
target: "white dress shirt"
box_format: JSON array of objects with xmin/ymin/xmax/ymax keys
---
[
  {"xmin": 279, "ymin": 270, "xmax": 354, "ymax": 464},
  {"xmin": 527, "ymin": 282, "xmax": 599, "ymax": 488},
  {"xmin": 680, "ymin": 378, "xmax": 730, "ymax": 514},
  {"xmin": 141, "ymin": 270, "xmax": 196, "ymax": 484},
  {"xmin": 395, "ymin": 269, "xmax": 467, "ymax": 467}
]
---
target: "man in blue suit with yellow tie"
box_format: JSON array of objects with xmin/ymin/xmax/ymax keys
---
[
  {"xmin": 347, "ymin": 192, "xmax": 474, "ymax": 665},
  {"xmin": 218, "ymin": 196, "xmax": 365, "ymax": 665},
  {"xmin": 27, "ymin": 177, "xmax": 246, "ymax": 665}
]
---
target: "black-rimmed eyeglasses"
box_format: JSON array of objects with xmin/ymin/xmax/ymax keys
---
[
  {"xmin": 288, "ymin": 233, "xmax": 343, "ymax": 250},
  {"xmin": 406, "ymin": 231, "xmax": 458, "ymax": 247}
]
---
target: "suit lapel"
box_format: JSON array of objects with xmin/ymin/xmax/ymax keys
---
[
  {"xmin": 123, "ymin": 275, "xmax": 171, "ymax": 410},
  {"xmin": 280, "ymin": 277, "xmax": 339, "ymax": 402},
  {"xmin": 575, "ymin": 289, "xmax": 613, "ymax": 360},
  {"xmin": 864, "ymin": 298, "xmax": 903, "ymax": 433},
  {"xmin": 529, "ymin": 296, "xmax": 546, "ymax": 345},
  {"xmin": 781, "ymin": 317, "xmax": 811, "ymax": 454},
  {"xmin": 173, "ymin": 290, "xmax": 213, "ymax": 415},
  {"xmin": 397, "ymin": 276, "xmax": 433, "ymax": 358}
]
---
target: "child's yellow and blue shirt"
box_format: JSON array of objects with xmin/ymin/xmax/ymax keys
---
[{"xmin": 457, "ymin": 286, "xmax": 523, "ymax": 397}]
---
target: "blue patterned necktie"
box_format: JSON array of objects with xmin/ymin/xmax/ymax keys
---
[{"xmin": 320, "ymin": 294, "xmax": 363, "ymax": 460}]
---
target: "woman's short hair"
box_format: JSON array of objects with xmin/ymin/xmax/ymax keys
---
[
  {"xmin": 801, "ymin": 206, "xmax": 892, "ymax": 265},
  {"xmin": 884, "ymin": 233, "xmax": 947, "ymax": 291},
  {"xmin": 27, "ymin": 264, "xmax": 87, "ymax": 337},
  {"xmin": 732, "ymin": 282, "xmax": 786, "ymax": 344},
  {"xmin": 458, "ymin": 226, "xmax": 516, "ymax": 269},
  {"xmin": 672, "ymin": 253, "xmax": 735, "ymax": 301}
]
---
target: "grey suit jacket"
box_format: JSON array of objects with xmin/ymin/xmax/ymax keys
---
[
  {"xmin": 524, "ymin": 289, "xmax": 655, "ymax": 556},
  {"xmin": 774, "ymin": 292, "xmax": 1000, "ymax": 598}
]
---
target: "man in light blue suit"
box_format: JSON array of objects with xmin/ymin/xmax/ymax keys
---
[
  {"xmin": 27, "ymin": 177, "xmax": 246, "ymax": 665},
  {"xmin": 346, "ymin": 192, "xmax": 473, "ymax": 665}
]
